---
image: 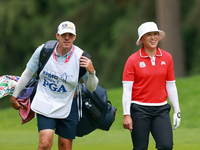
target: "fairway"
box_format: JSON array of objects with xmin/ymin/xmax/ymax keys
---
[
  {"xmin": 0, "ymin": 115, "xmax": 199, "ymax": 150},
  {"xmin": 1, "ymin": 75, "xmax": 200, "ymax": 149}
]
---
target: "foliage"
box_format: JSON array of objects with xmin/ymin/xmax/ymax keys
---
[
  {"xmin": 0, "ymin": 0, "xmax": 200, "ymax": 89},
  {"xmin": 0, "ymin": 0, "xmax": 157, "ymax": 88},
  {"xmin": 181, "ymin": 0, "xmax": 200, "ymax": 75}
]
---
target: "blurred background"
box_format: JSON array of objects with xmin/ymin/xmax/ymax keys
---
[
  {"xmin": 0, "ymin": 1, "xmax": 200, "ymax": 149},
  {"xmin": 0, "ymin": 0, "xmax": 199, "ymax": 90}
]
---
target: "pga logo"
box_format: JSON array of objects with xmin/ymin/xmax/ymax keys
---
[{"xmin": 43, "ymin": 79, "xmax": 67, "ymax": 93}]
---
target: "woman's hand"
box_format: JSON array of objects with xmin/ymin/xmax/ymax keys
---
[{"xmin": 123, "ymin": 115, "xmax": 133, "ymax": 132}]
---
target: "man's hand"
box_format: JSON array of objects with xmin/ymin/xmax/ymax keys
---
[
  {"xmin": 123, "ymin": 115, "xmax": 133, "ymax": 132},
  {"xmin": 10, "ymin": 96, "xmax": 24, "ymax": 110},
  {"xmin": 79, "ymin": 56, "xmax": 94, "ymax": 74},
  {"xmin": 173, "ymin": 111, "xmax": 181, "ymax": 130}
]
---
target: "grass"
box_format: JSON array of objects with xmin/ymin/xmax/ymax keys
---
[{"xmin": 1, "ymin": 75, "xmax": 200, "ymax": 149}]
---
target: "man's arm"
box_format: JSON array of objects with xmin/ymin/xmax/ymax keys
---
[
  {"xmin": 79, "ymin": 56, "xmax": 98, "ymax": 92},
  {"xmin": 10, "ymin": 68, "xmax": 35, "ymax": 110}
]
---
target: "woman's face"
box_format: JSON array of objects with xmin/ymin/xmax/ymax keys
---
[{"xmin": 140, "ymin": 31, "xmax": 159, "ymax": 50}]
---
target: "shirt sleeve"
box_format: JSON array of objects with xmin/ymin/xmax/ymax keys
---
[
  {"xmin": 83, "ymin": 71, "xmax": 99, "ymax": 92},
  {"xmin": 12, "ymin": 68, "xmax": 35, "ymax": 98},
  {"xmin": 166, "ymin": 54, "xmax": 175, "ymax": 81},
  {"xmin": 166, "ymin": 81, "xmax": 180, "ymax": 112}
]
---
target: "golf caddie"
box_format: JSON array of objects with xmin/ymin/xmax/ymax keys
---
[{"xmin": 10, "ymin": 21, "xmax": 99, "ymax": 150}]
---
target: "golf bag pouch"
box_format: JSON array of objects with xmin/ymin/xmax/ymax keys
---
[
  {"xmin": 17, "ymin": 77, "xmax": 38, "ymax": 100},
  {"xmin": 17, "ymin": 86, "xmax": 34, "ymax": 99},
  {"xmin": 25, "ymin": 77, "xmax": 38, "ymax": 102},
  {"xmin": 17, "ymin": 77, "xmax": 38, "ymax": 124},
  {"xmin": 76, "ymin": 83, "xmax": 117, "ymax": 137},
  {"xmin": 98, "ymin": 100, "xmax": 117, "ymax": 131}
]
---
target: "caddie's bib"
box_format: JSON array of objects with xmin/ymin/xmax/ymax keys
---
[{"xmin": 31, "ymin": 46, "xmax": 83, "ymax": 118}]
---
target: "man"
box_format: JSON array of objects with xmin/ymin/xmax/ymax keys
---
[{"xmin": 10, "ymin": 21, "xmax": 98, "ymax": 150}]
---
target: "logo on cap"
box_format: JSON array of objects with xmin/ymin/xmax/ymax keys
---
[{"xmin": 62, "ymin": 23, "xmax": 74, "ymax": 30}]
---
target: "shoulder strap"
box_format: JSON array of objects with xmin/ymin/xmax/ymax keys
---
[
  {"xmin": 36, "ymin": 41, "xmax": 91, "ymax": 81},
  {"xmin": 36, "ymin": 40, "xmax": 58, "ymax": 78},
  {"xmin": 79, "ymin": 51, "xmax": 92, "ymax": 80}
]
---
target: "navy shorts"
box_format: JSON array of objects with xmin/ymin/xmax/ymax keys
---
[{"xmin": 37, "ymin": 99, "xmax": 78, "ymax": 139}]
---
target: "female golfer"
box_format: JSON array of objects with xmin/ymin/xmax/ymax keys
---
[{"xmin": 122, "ymin": 22, "xmax": 181, "ymax": 150}]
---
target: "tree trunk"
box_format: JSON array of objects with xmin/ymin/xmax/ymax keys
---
[{"xmin": 156, "ymin": 0, "xmax": 185, "ymax": 77}]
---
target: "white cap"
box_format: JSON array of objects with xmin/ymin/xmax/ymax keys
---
[
  {"xmin": 136, "ymin": 22, "xmax": 165, "ymax": 46},
  {"xmin": 57, "ymin": 21, "xmax": 76, "ymax": 35}
]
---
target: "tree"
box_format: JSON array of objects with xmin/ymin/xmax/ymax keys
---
[{"xmin": 156, "ymin": 0, "xmax": 185, "ymax": 77}]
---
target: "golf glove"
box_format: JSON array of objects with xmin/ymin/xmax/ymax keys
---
[{"xmin": 173, "ymin": 111, "xmax": 181, "ymax": 130}]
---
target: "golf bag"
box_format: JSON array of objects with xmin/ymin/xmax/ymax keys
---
[{"xmin": 76, "ymin": 83, "xmax": 117, "ymax": 137}]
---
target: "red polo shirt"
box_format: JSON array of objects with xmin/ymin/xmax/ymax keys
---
[{"xmin": 122, "ymin": 47, "xmax": 175, "ymax": 105}]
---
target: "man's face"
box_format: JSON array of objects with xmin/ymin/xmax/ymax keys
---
[{"xmin": 56, "ymin": 33, "xmax": 76, "ymax": 50}]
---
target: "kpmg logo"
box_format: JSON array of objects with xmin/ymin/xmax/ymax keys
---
[
  {"xmin": 43, "ymin": 71, "xmax": 59, "ymax": 80},
  {"xmin": 62, "ymin": 24, "xmax": 68, "ymax": 29},
  {"xmin": 41, "ymin": 68, "xmax": 73, "ymax": 93}
]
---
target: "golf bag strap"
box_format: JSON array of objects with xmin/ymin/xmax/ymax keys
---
[
  {"xmin": 78, "ymin": 51, "xmax": 92, "ymax": 80},
  {"xmin": 36, "ymin": 40, "xmax": 58, "ymax": 79}
]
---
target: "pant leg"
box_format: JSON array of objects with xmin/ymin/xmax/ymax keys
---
[
  {"xmin": 151, "ymin": 104, "xmax": 173, "ymax": 150},
  {"xmin": 130, "ymin": 104, "xmax": 152, "ymax": 150}
]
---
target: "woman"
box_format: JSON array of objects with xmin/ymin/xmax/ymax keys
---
[{"xmin": 122, "ymin": 22, "xmax": 181, "ymax": 150}]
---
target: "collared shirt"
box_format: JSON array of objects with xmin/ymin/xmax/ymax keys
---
[
  {"xmin": 27, "ymin": 43, "xmax": 72, "ymax": 72},
  {"xmin": 26, "ymin": 43, "xmax": 88, "ymax": 80},
  {"xmin": 54, "ymin": 44, "xmax": 73, "ymax": 63},
  {"xmin": 122, "ymin": 46, "xmax": 175, "ymax": 105}
]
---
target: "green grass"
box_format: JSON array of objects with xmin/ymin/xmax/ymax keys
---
[{"xmin": 1, "ymin": 75, "xmax": 200, "ymax": 149}]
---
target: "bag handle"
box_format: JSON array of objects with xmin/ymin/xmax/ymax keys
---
[{"xmin": 78, "ymin": 51, "xmax": 92, "ymax": 80}]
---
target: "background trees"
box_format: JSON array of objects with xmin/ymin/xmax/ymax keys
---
[
  {"xmin": 0, "ymin": 0, "xmax": 199, "ymax": 88},
  {"xmin": 156, "ymin": 0, "xmax": 185, "ymax": 77}
]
